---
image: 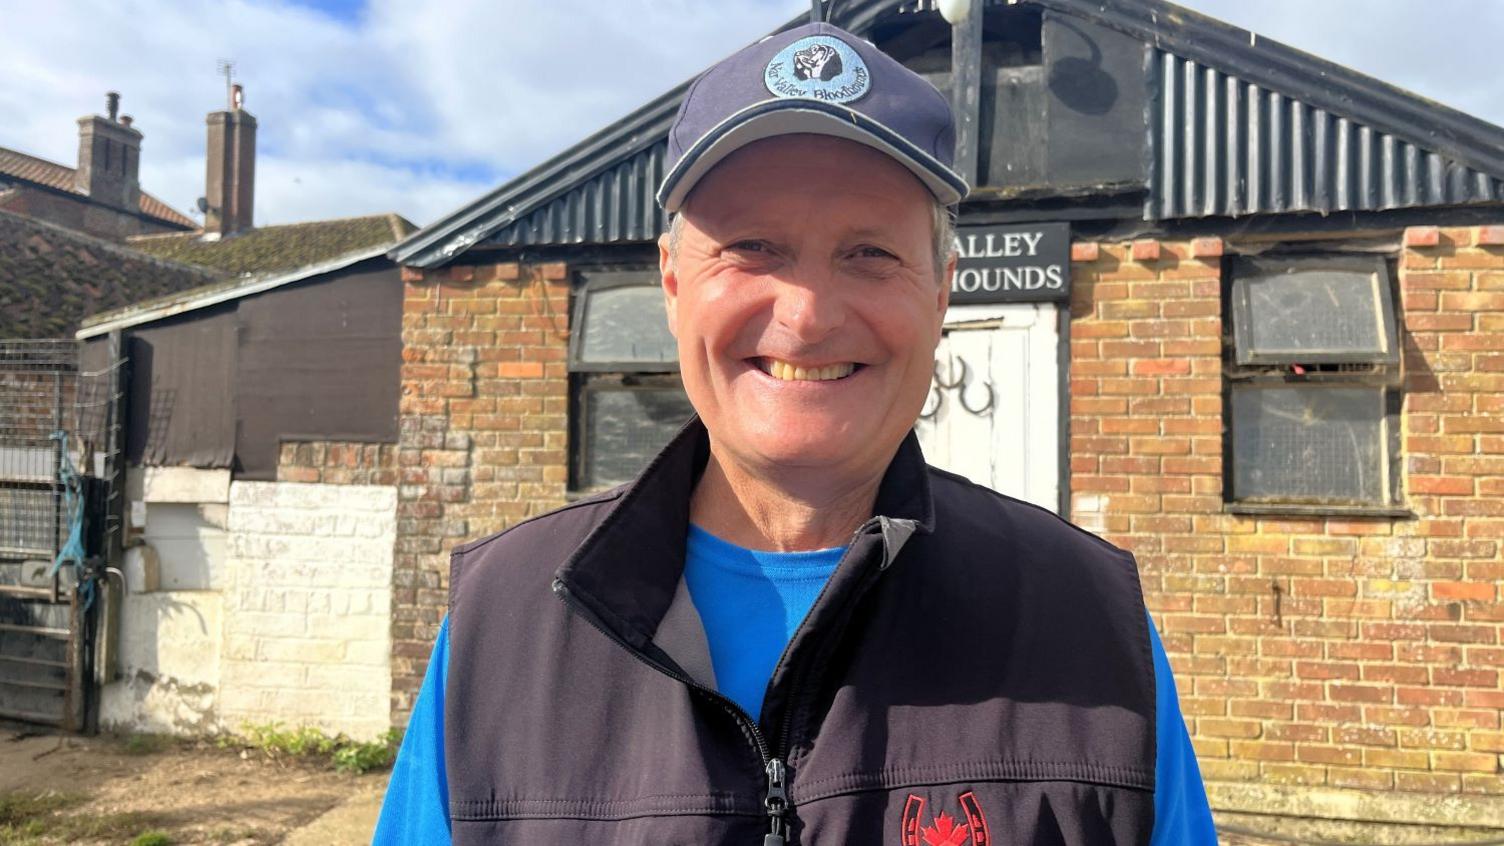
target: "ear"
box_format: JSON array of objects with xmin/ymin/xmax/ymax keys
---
[{"xmin": 658, "ymin": 231, "xmax": 680, "ymax": 338}]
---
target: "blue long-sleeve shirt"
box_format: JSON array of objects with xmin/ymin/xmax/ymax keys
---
[{"xmin": 375, "ymin": 530, "xmax": 1217, "ymax": 844}]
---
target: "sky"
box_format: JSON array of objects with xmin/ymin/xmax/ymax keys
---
[{"xmin": 3, "ymin": 0, "xmax": 1501, "ymax": 230}]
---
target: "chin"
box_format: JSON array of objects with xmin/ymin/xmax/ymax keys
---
[{"xmin": 735, "ymin": 411, "xmax": 876, "ymax": 469}]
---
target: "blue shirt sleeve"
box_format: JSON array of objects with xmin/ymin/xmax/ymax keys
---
[
  {"xmin": 373, "ymin": 617, "xmax": 451, "ymax": 845},
  {"xmin": 1147, "ymin": 613, "xmax": 1219, "ymax": 845}
]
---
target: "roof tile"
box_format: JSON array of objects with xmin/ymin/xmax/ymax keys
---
[
  {"xmin": 127, "ymin": 213, "xmax": 416, "ymax": 276},
  {"xmin": 0, "ymin": 146, "xmax": 197, "ymax": 229},
  {"xmin": 0, "ymin": 209, "xmax": 219, "ymax": 339}
]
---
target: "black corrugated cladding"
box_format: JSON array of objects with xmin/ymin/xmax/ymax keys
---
[
  {"xmin": 485, "ymin": 142, "xmax": 668, "ymax": 248},
  {"xmin": 479, "ymin": 30, "xmax": 1504, "ymax": 253},
  {"xmin": 1148, "ymin": 50, "xmax": 1503, "ymax": 221},
  {"xmin": 393, "ymin": 0, "xmax": 1504, "ymax": 268}
]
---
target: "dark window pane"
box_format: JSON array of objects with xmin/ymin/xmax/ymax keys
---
[
  {"xmin": 1231, "ymin": 385, "xmax": 1388, "ymax": 504},
  {"xmin": 574, "ymin": 278, "xmax": 677, "ymax": 367},
  {"xmin": 582, "ymin": 387, "xmax": 694, "ymax": 489},
  {"xmin": 1232, "ymin": 257, "xmax": 1396, "ymax": 364}
]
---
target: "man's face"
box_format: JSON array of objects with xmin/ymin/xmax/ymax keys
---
[{"xmin": 660, "ymin": 134, "xmax": 952, "ymax": 482}]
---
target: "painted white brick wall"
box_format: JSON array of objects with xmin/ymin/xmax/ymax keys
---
[
  {"xmin": 220, "ymin": 481, "xmax": 396, "ymax": 739},
  {"xmin": 99, "ymin": 591, "xmax": 224, "ymax": 734}
]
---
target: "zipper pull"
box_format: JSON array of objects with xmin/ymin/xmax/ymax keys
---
[{"xmin": 763, "ymin": 757, "xmax": 788, "ymax": 845}]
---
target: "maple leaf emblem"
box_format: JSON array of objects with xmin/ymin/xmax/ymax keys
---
[{"xmin": 921, "ymin": 811, "xmax": 971, "ymax": 846}]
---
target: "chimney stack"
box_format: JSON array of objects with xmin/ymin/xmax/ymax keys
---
[
  {"xmin": 76, "ymin": 91, "xmax": 142, "ymax": 211},
  {"xmin": 205, "ymin": 84, "xmax": 256, "ymax": 237}
]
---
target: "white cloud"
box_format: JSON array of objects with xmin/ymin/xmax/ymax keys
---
[
  {"xmin": 1175, "ymin": 0, "xmax": 1504, "ymax": 131},
  {"xmin": 0, "ymin": 0, "xmax": 806, "ymax": 226},
  {"xmin": 2, "ymin": 0, "xmax": 1499, "ymax": 229}
]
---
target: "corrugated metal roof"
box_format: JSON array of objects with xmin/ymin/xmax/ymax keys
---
[
  {"xmin": 393, "ymin": 0, "xmax": 1504, "ymax": 267},
  {"xmin": 1147, "ymin": 50, "xmax": 1504, "ymax": 220},
  {"xmin": 483, "ymin": 141, "xmax": 668, "ymax": 248}
]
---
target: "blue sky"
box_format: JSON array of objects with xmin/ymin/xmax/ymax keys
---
[{"xmin": 3, "ymin": 0, "xmax": 1501, "ymax": 229}]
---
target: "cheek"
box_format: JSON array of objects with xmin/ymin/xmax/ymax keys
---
[
  {"xmin": 682, "ymin": 275, "xmax": 774, "ymax": 356},
  {"xmin": 864, "ymin": 297, "xmax": 942, "ymax": 367}
]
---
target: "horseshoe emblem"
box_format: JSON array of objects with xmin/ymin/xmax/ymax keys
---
[
  {"xmin": 958, "ymin": 380, "xmax": 994, "ymax": 416},
  {"xmin": 933, "ymin": 357, "xmax": 967, "ymax": 390},
  {"xmin": 924, "ymin": 354, "xmax": 993, "ymax": 419}
]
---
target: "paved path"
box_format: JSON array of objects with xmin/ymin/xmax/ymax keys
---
[{"xmin": 284, "ymin": 775, "xmax": 387, "ymax": 845}]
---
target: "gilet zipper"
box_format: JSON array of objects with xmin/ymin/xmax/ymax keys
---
[
  {"xmin": 551, "ymin": 514, "xmax": 909, "ymax": 845},
  {"xmin": 552, "ymin": 578, "xmax": 786, "ymax": 839}
]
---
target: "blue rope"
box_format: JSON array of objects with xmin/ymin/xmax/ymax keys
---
[{"xmin": 48, "ymin": 430, "xmax": 93, "ymax": 611}]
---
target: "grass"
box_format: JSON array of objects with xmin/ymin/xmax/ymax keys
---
[
  {"xmin": 220, "ymin": 722, "xmax": 402, "ymax": 774},
  {"xmin": 120, "ymin": 733, "xmax": 177, "ymax": 756},
  {"xmin": 0, "ymin": 790, "xmax": 172, "ymax": 846}
]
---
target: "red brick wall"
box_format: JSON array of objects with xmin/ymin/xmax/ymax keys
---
[
  {"xmin": 0, "ymin": 184, "xmax": 182, "ymax": 240},
  {"xmin": 1069, "ymin": 228, "xmax": 1504, "ymax": 807},
  {"xmin": 275, "ymin": 440, "xmax": 397, "ymax": 485},
  {"xmin": 391, "ymin": 261, "xmax": 570, "ymax": 722}
]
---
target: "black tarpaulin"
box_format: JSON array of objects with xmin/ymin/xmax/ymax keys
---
[{"xmin": 125, "ymin": 307, "xmax": 237, "ymax": 468}]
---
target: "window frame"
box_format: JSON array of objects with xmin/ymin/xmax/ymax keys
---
[
  {"xmin": 565, "ymin": 264, "xmax": 691, "ymax": 495},
  {"xmin": 566, "ymin": 270, "xmax": 679, "ymax": 373},
  {"xmin": 1229, "ymin": 254, "xmax": 1400, "ymax": 367},
  {"xmin": 570, "ymin": 372, "xmax": 694, "ymax": 493},
  {"xmin": 1222, "ymin": 251, "xmax": 1411, "ymax": 518}
]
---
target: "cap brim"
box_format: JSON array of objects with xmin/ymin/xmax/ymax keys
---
[{"xmin": 656, "ymin": 99, "xmax": 969, "ymax": 213}]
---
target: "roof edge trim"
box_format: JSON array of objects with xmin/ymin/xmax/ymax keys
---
[{"xmin": 76, "ymin": 245, "xmax": 391, "ymax": 339}]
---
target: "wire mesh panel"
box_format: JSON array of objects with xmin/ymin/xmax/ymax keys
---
[
  {"xmin": 0, "ymin": 341, "xmax": 78, "ymax": 559},
  {"xmin": 0, "ymin": 339, "xmax": 114, "ymax": 729}
]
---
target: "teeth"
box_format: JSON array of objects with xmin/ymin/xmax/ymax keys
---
[{"xmin": 762, "ymin": 358, "xmax": 855, "ymax": 382}]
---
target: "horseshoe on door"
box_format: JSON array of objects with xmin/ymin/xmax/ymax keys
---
[
  {"xmin": 933, "ymin": 356, "xmax": 967, "ymax": 390},
  {"xmin": 958, "ymin": 380, "xmax": 994, "ymax": 416}
]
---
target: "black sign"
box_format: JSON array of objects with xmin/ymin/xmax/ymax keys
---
[{"xmin": 949, "ymin": 222, "xmax": 1071, "ymax": 304}]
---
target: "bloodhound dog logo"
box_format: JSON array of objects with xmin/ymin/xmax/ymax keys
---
[
  {"xmin": 792, "ymin": 43, "xmax": 843, "ymax": 81},
  {"xmin": 900, "ymin": 792, "xmax": 992, "ymax": 846}
]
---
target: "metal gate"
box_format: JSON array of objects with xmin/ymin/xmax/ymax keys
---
[{"xmin": 0, "ymin": 339, "xmax": 124, "ymax": 729}]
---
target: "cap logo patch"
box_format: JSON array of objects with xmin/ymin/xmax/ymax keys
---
[{"xmin": 765, "ymin": 35, "xmax": 870, "ymax": 103}]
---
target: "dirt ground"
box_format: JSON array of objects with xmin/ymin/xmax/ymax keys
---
[{"xmin": 1, "ymin": 721, "xmax": 385, "ymax": 845}]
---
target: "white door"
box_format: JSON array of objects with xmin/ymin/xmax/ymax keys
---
[{"xmin": 915, "ymin": 303, "xmax": 1060, "ymax": 512}]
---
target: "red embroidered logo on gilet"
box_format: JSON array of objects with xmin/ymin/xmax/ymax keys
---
[{"xmin": 900, "ymin": 791, "xmax": 991, "ymax": 846}]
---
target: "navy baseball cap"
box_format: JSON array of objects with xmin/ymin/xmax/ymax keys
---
[{"xmin": 657, "ymin": 21, "xmax": 969, "ymax": 212}]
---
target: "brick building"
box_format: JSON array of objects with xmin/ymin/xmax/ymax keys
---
[
  {"xmin": 0, "ymin": 93, "xmax": 196, "ymax": 241},
  {"xmin": 385, "ymin": 0, "xmax": 1504, "ymax": 828}
]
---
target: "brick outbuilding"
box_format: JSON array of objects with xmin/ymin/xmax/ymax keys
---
[{"xmin": 388, "ymin": 0, "xmax": 1504, "ymax": 828}]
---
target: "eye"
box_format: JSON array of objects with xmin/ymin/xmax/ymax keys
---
[
  {"xmin": 727, "ymin": 240, "xmax": 770, "ymax": 254},
  {"xmin": 850, "ymin": 245, "xmax": 899, "ymax": 261}
]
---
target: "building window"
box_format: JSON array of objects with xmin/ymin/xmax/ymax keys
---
[
  {"xmin": 1226, "ymin": 255, "xmax": 1405, "ymax": 514},
  {"xmin": 568, "ymin": 269, "xmax": 692, "ymax": 492}
]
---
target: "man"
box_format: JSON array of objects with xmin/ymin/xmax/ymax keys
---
[{"xmin": 377, "ymin": 20, "xmax": 1216, "ymax": 845}]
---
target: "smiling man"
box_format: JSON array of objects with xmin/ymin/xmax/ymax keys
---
[{"xmin": 376, "ymin": 21, "xmax": 1215, "ymax": 846}]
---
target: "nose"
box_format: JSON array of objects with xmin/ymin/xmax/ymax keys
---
[{"xmin": 771, "ymin": 272, "xmax": 845, "ymax": 344}]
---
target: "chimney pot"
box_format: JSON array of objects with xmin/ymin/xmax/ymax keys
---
[
  {"xmin": 77, "ymin": 95, "xmax": 142, "ymax": 210},
  {"xmin": 119, "ymin": 115, "xmax": 133, "ymax": 128}
]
